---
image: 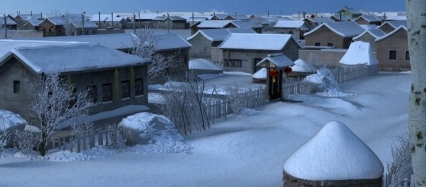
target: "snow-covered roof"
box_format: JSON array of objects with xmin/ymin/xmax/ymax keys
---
[
  {"xmin": 197, "ymin": 20, "xmax": 237, "ymax": 28},
  {"xmin": 353, "ymin": 28, "xmax": 386, "ymax": 40},
  {"xmin": 375, "ymin": 25, "xmax": 407, "ymax": 42},
  {"xmin": 256, "ymin": 53, "xmax": 294, "ymax": 69},
  {"xmin": 152, "ymin": 16, "xmax": 186, "ymax": 21},
  {"xmin": 355, "ymin": 15, "xmax": 382, "ymax": 22},
  {"xmin": 274, "ymin": 20, "xmax": 307, "ymax": 30},
  {"xmin": 1, "ymin": 17, "xmax": 17, "ymax": 25},
  {"xmin": 24, "ymin": 17, "xmax": 44, "ymax": 26},
  {"xmin": 153, "ymin": 33, "xmax": 192, "ymax": 51},
  {"xmin": 189, "ymin": 59, "xmax": 222, "ymax": 70},
  {"xmin": 0, "ymin": 44, "xmax": 150, "ymax": 74},
  {"xmin": 232, "ymin": 20, "xmax": 262, "ymax": 29},
  {"xmin": 304, "ymin": 21, "xmax": 365, "ymax": 37},
  {"xmin": 339, "ymin": 41, "xmax": 379, "ymax": 65},
  {"xmin": 0, "ymin": 40, "xmax": 81, "ymax": 58},
  {"xmin": 380, "ymin": 20, "xmax": 407, "ymax": 29},
  {"xmin": 89, "ymin": 14, "xmax": 109, "ymax": 22},
  {"xmin": 283, "ymin": 120, "xmax": 384, "ymax": 180},
  {"xmin": 72, "ymin": 20, "xmax": 98, "ymax": 28},
  {"xmin": 358, "ymin": 24, "xmax": 377, "ymax": 30},
  {"xmin": 219, "ymin": 33, "xmax": 298, "ymax": 50},
  {"xmin": 43, "ymin": 16, "xmax": 65, "ymax": 25},
  {"xmin": 306, "ymin": 17, "xmax": 335, "ymax": 24},
  {"xmin": 187, "ymin": 28, "xmax": 255, "ymax": 41}
]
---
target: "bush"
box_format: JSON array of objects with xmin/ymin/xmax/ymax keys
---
[
  {"xmin": 106, "ymin": 125, "xmax": 127, "ymax": 149},
  {"xmin": 13, "ymin": 129, "xmax": 38, "ymax": 155},
  {"xmin": 385, "ymin": 130, "xmax": 413, "ymax": 186}
]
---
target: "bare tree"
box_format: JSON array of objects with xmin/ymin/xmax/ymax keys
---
[
  {"xmin": 28, "ymin": 73, "xmax": 92, "ymax": 156},
  {"xmin": 386, "ymin": 130, "xmax": 413, "ymax": 186},
  {"xmin": 405, "ymin": 1, "xmax": 426, "ymax": 185},
  {"xmin": 131, "ymin": 26, "xmax": 181, "ymax": 82},
  {"xmin": 62, "ymin": 12, "xmax": 79, "ymax": 36}
]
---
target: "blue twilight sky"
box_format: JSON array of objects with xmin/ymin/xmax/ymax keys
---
[{"xmin": 1, "ymin": 0, "xmax": 406, "ymax": 16}]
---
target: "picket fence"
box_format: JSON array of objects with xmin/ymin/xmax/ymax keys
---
[
  {"xmin": 383, "ymin": 174, "xmax": 415, "ymax": 187},
  {"xmin": 48, "ymin": 127, "xmax": 118, "ymax": 153}
]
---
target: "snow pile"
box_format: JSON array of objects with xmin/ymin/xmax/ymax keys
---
[
  {"xmin": 283, "ymin": 120, "xmax": 384, "ymax": 180},
  {"xmin": 252, "ymin": 68, "xmax": 266, "ymax": 79},
  {"xmin": 119, "ymin": 112, "xmax": 192, "ymax": 150},
  {"xmin": 292, "ymin": 59, "xmax": 315, "ymax": 72},
  {"xmin": 45, "ymin": 147, "xmax": 117, "ymax": 162},
  {"xmin": 304, "ymin": 68, "xmax": 352, "ymax": 97},
  {"xmin": 339, "ymin": 41, "xmax": 379, "ymax": 65},
  {"xmin": 0, "ymin": 109, "xmax": 28, "ymax": 130}
]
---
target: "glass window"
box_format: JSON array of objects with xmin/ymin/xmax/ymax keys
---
[
  {"xmin": 135, "ymin": 79, "xmax": 143, "ymax": 96},
  {"xmin": 389, "ymin": 50, "xmax": 397, "ymax": 60},
  {"xmin": 121, "ymin": 81, "xmax": 130, "ymax": 98},
  {"xmin": 314, "ymin": 42, "xmax": 320, "ymax": 46},
  {"xmin": 327, "ymin": 43, "xmax": 333, "ymax": 47},
  {"xmin": 405, "ymin": 51, "xmax": 410, "ymax": 60},
  {"xmin": 13, "ymin": 80, "xmax": 20, "ymax": 94},
  {"xmin": 224, "ymin": 59, "xmax": 242, "ymax": 67}
]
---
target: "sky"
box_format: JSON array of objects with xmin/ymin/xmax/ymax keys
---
[
  {"xmin": 1, "ymin": 0, "xmax": 406, "ymax": 16},
  {"xmin": 0, "ymin": 70, "xmax": 411, "ymax": 186}
]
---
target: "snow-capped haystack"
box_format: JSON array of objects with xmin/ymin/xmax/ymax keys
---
[
  {"xmin": 283, "ymin": 120, "xmax": 383, "ymax": 186},
  {"xmin": 189, "ymin": 59, "xmax": 222, "ymax": 70},
  {"xmin": 339, "ymin": 41, "xmax": 379, "ymax": 65},
  {"xmin": 292, "ymin": 59, "xmax": 315, "ymax": 73},
  {"xmin": 119, "ymin": 112, "xmax": 184, "ymax": 145}
]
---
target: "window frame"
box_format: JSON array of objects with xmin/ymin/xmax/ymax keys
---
[
  {"xmin": 121, "ymin": 80, "xmax": 130, "ymax": 99},
  {"xmin": 224, "ymin": 59, "xmax": 243, "ymax": 67},
  {"xmin": 389, "ymin": 50, "xmax": 397, "ymax": 60},
  {"xmin": 102, "ymin": 83, "xmax": 113, "ymax": 102}
]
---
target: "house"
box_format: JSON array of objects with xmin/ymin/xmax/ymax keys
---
[
  {"xmin": 151, "ymin": 15, "xmax": 187, "ymax": 29},
  {"xmin": 303, "ymin": 21, "xmax": 365, "ymax": 49},
  {"xmin": 215, "ymin": 33, "xmax": 300, "ymax": 73},
  {"xmin": 191, "ymin": 20, "xmax": 238, "ymax": 35},
  {"xmin": 352, "ymin": 28, "xmax": 386, "ymax": 52},
  {"xmin": 334, "ymin": 6, "xmax": 362, "ymax": 20},
  {"xmin": 232, "ymin": 20, "xmax": 263, "ymax": 33},
  {"xmin": 89, "ymin": 13, "xmax": 129, "ymax": 29},
  {"xmin": 273, "ymin": 20, "xmax": 309, "ymax": 39},
  {"xmin": 1, "ymin": 17, "xmax": 17, "ymax": 30},
  {"xmin": 187, "ymin": 28, "xmax": 255, "ymax": 59},
  {"xmin": 354, "ymin": 15, "xmax": 383, "ymax": 26},
  {"xmin": 303, "ymin": 17, "xmax": 335, "ymax": 30},
  {"xmin": 69, "ymin": 20, "xmax": 98, "ymax": 35},
  {"xmin": 378, "ymin": 20, "xmax": 407, "ymax": 33},
  {"xmin": 210, "ymin": 13, "xmax": 230, "ymax": 20},
  {"xmin": 20, "ymin": 17, "xmax": 43, "ymax": 30},
  {"xmin": 38, "ymin": 17, "xmax": 66, "ymax": 37},
  {"xmin": 0, "ymin": 42, "xmax": 151, "ymax": 126},
  {"xmin": 375, "ymin": 26, "xmax": 409, "ymax": 71}
]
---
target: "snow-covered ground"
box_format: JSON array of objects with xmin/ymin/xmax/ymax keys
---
[{"xmin": 0, "ymin": 72, "xmax": 411, "ymax": 187}]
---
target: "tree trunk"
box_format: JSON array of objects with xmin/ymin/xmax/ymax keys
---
[{"xmin": 406, "ymin": 0, "xmax": 426, "ymax": 186}]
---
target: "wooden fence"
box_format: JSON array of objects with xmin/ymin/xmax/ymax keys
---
[{"xmin": 48, "ymin": 127, "xmax": 118, "ymax": 153}]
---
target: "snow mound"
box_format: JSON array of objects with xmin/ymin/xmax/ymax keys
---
[
  {"xmin": 119, "ymin": 112, "xmax": 189, "ymax": 146},
  {"xmin": 304, "ymin": 68, "xmax": 353, "ymax": 97},
  {"xmin": 292, "ymin": 59, "xmax": 315, "ymax": 72},
  {"xmin": 252, "ymin": 68, "xmax": 266, "ymax": 79},
  {"xmin": 283, "ymin": 120, "xmax": 384, "ymax": 180},
  {"xmin": 339, "ymin": 41, "xmax": 379, "ymax": 65},
  {"xmin": 127, "ymin": 141, "xmax": 194, "ymax": 154},
  {"xmin": 0, "ymin": 109, "xmax": 28, "ymax": 130},
  {"xmin": 45, "ymin": 147, "xmax": 117, "ymax": 162}
]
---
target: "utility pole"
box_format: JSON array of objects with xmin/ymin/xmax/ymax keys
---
[
  {"xmin": 81, "ymin": 12, "xmax": 85, "ymax": 35},
  {"xmin": 3, "ymin": 15, "xmax": 7, "ymax": 39},
  {"xmin": 167, "ymin": 13, "xmax": 169, "ymax": 33},
  {"xmin": 133, "ymin": 13, "xmax": 136, "ymax": 34}
]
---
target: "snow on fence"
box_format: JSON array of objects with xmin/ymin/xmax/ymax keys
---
[
  {"xmin": 282, "ymin": 64, "xmax": 369, "ymax": 98},
  {"xmin": 202, "ymin": 86, "xmax": 268, "ymax": 123},
  {"xmin": 383, "ymin": 174, "xmax": 415, "ymax": 187},
  {"xmin": 48, "ymin": 127, "xmax": 117, "ymax": 153}
]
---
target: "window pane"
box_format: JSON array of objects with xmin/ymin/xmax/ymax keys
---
[
  {"xmin": 135, "ymin": 79, "xmax": 143, "ymax": 96},
  {"xmin": 406, "ymin": 51, "xmax": 410, "ymax": 60},
  {"xmin": 389, "ymin": 50, "xmax": 396, "ymax": 60},
  {"xmin": 121, "ymin": 81, "xmax": 130, "ymax": 98},
  {"xmin": 13, "ymin": 80, "xmax": 20, "ymax": 94}
]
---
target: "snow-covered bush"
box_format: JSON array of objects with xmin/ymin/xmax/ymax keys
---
[
  {"xmin": 0, "ymin": 125, "xmax": 10, "ymax": 153},
  {"xmin": 71, "ymin": 121, "xmax": 94, "ymax": 137},
  {"xmin": 225, "ymin": 83, "xmax": 246, "ymax": 115},
  {"xmin": 385, "ymin": 130, "xmax": 413, "ymax": 186},
  {"xmin": 13, "ymin": 129, "xmax": 38, "ymax": 155},
  {"xmin": 106, "ymin": 125, "xmax": 127, "ymax": 149}
]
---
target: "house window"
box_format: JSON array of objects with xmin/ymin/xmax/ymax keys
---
[
  {"xmin": 102, "ymin": 83, "xmax": 113, "ymax": 102},
  {"xmin": 406, "ymin": 51, "xmax": 410, "ymax": 60},
  {"xmin": 314, "ymin": 42, "xmax": 320, "ymax": 46},
  {"xmin": 87, "ymin": 85, "xmax": 97, "ymax": 103},
  {"xmin": 327, "ymin": 43, "xmax": 333, "ymax": 47},
  {"xmin": 135, "ymin": 78, "xmax": 143, "ymax": 96},
  {"xmin": 13, "ymin": 80, "xmax": 20, "ymax": 94},
  {"xmin": 121, "ymin": 80, "xmax": 130, "ymax": 98},
  {"xmin": 288, "ymin": 31, "xmax": 293, "ymax": 34},
  {"xmin": 224, "ymin": 59, "xmax": 242, "ymax": 67},
  {"xmin": 389, "ymin": 50, "xmax": 397, "ymax": 60}
]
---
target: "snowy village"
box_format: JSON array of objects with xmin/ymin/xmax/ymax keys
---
[{"xmin": 0, "ymin": 2, "xmax": 423, "ymax": 187}]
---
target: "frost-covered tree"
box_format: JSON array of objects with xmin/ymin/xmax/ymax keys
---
[
  {"xmin": 28, "ymin": 73, "xmax": 92, "ymax": 156},
  {"xmin": 406, "ymin": 0, "xmax": 426, "ymax": 185},
  {"xmin": 131, "ymin": 26, "xmax": 181, "ymax": 82}
]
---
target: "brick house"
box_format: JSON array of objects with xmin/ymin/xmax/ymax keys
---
[
  {"xmin": 215, "ymin": 33, "xmax": 300, "ymax": 73},
  {"xmin": 375, "ymin": 26, "xmax": 409, "ymax": 71},
  {"xmin": 187, "ymin": 28, "xmax": 255, "ymax": 59},
  {"xmin": 353, "ymin": 28, "xmax": 386, "ymax": 52},
  {"xmin": 152, "ymin": 15, "xmax": 187, "ymax": 29},
  {"xmin": 38, "ymin": 17, "xmax": 67, "ymax": 37},
  {"xmin": 0, "ymin": 42, "xmax": 151, "ymax": 126},
  {"xmin": 304, "ymin": 21, "xmax": 365, "ymax": 49},
  {"xmin": 190, "ymin": 20, "xmax": 238, "ymax": 35},
  {"xmin": 354, "ymin": 15, "xmax": 383, "ymax": 26},
  {"xmin": 378, "ymin": 20, "xmax": 407, "ymax": 34}
]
